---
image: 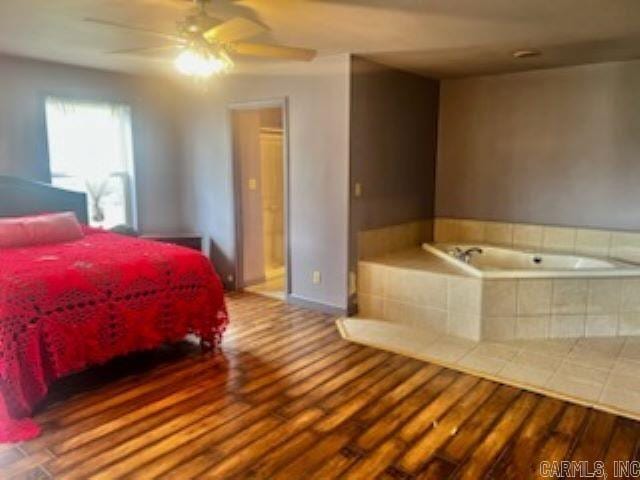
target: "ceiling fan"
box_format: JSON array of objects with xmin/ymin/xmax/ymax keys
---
[{"xmin": 85, "ymin": 0, "xmax": 317, "ymax": 78}]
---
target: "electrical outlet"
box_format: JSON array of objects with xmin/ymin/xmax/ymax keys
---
[
  {"xmin": 248, "ymin": 178, "xmax": 257, "ymax": 190},
  {"xmin": 354, "ymin": 182, "xmax": 362, "ymax": 197},
  {"xmin": 312, "ymin": 270, "xmax": 322, "ymax": 285}
]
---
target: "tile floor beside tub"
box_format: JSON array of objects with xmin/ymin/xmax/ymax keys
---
[{"xmin": 336, "ymin": 316, "xmax": 640, "ymax": 420}]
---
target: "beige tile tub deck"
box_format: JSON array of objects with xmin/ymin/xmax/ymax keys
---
[{"xmin": 358, "ymin": 220, "xmax": 432, "ymax": 259}]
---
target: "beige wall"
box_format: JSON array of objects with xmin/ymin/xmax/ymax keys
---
[
  {"xmin": 260, "ymin": 130, "xmax": 284, "ymax": 273},
  {"xmin": 436, "ymin": 60, "xmax": 640, "ymax": 231},
  {"xmin": 232, "ymin": 109, "xmax": 265, "ymax": 286},
  {"xmin": 0, "ymin": 54, "xmax": 185, "ymax": 233},
  {"xmin": 259, "ymin": 108, "xmax": 283, "ymax": 130}
]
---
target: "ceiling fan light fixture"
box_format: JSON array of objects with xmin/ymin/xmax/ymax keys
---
[
  {"xmin": 174, "ymin": 47, "xmax": 233, "ymax": 78},
  {"xmin": 88, "ymin": 3, "xmax": 316, "ymax": 78}
]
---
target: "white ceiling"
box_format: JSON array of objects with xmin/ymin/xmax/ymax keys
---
[{"xmin": 0, "ymin": 0, "xmax": 639, "ymax": 78}]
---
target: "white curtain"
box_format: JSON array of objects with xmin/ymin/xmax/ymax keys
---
[{"xmin": 45, "ymin": 97, "xmax": 136, "ymax": 228}]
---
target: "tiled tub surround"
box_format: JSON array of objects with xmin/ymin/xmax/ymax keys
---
[
  {"xmin": 481, "ymin": 276, "xmax": 640, "ymax": 340},
  {"xmin": 434, "ymin": 217, "xmax": 640, "ymax": 263},
  {"xmin": 358, "ymin": 249, "xmax": 640, "ymax": 341},
  {"xmin": 358, "ymin": 249, "xmax": 483, "ymax": 340},
  {"xmin": 357, "ymin": 220, "xmax": 432, "ymax": 259}
]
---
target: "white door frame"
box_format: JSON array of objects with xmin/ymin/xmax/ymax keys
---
[{"xmin": 228, "ymin": 97, "xmax": 291, "ymax": 296}]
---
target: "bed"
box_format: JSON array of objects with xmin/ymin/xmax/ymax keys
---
[{"xmin": 0, "ymin": 176, "xmax": 228, "ymax": 442}]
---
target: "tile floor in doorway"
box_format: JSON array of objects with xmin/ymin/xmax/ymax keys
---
[{"xmin": 244, "ymin": 274, "xmax": 286, "ymax": 300}]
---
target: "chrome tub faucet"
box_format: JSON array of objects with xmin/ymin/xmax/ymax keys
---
[{"xmin": 449, "ymin": 247, "xmax": 483, "ymax": 263}]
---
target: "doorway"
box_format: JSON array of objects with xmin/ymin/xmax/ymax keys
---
[{"xmin": 231, "ymin": 101, "xmax": 288, "ymax": 300}]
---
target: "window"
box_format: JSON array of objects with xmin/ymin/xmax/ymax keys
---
[{"xmin": 45, "ymin": 97, "xmax": 137, "ymax": 229}]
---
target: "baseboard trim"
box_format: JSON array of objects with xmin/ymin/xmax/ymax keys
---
[{"xmin": 286, "ymin": 294, "xmax": 347, "ymax": 316}]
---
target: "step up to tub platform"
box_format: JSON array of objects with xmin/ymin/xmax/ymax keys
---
[
  {"xmin": 336, "ymin": 316, "xmax": 475, "ymax": 364},
  {"xmin": 358, "ymin": 247, "xmax": 640, "ymax": 341},
  {"xmin": 337, "ymin": 316, "xmax": 640, "ymax": 421}
]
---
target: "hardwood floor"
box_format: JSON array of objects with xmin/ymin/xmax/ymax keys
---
[{"xmin": 2, "ymin": 292, "xmax": 639, "ymax": 479}]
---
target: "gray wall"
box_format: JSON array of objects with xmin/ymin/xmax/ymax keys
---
[
  {"xmin": 179, "ymin": 55, "xmax": 351, "ymax": 310},
  {"xmin": 350, "ymin": 56, "xmax": 439, "ymax": 231},
  {"xmin": 436, "ymin": 59, "xmax": 640, "ymax": 230},
  {"xmin": 0, "ymin": 54, "xmax": 185, "ymax": 233},
  {"xmin": 349, "ymin": 56, "xmax": 439, "ymax": 312}
]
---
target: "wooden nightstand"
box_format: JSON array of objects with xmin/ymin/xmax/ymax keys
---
[{"xmin": 142, "ymin": 233, "xmax": 203, "ymax": 252}]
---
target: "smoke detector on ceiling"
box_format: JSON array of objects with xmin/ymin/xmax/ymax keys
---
[{"xmin": 512, "ymin": 49, "xmax": 541, "ymax": 59}]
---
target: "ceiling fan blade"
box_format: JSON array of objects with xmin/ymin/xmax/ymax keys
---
[
  {"xmin": 108, "ymin": 45, "xmax": 182, "ymax": 56},
  {"xmin": 203, "ymin": 17, "xmax": 266, "ymax": 43},
  {"xmin": 231, "ymin": 42, "xmax": 317, "ymax": 61},
  {"xmin": 84, "ymin": 17, "xmax": 183, "ymax": 42}
]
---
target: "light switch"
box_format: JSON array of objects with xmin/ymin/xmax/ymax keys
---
[
  {"xmin": 248, "ymin": 178, "xmax": 257, "ymax": 190},
  {"xmin": 354, "ymin": 182, "xmax": 362, "ymax": 197},
  {"xmin": 349, "ymin": 271, "xmax": 357, "ymax": 295},
  {"xmin": 312, "ymin": 270, "xmax": 322, "ymax": 285}
]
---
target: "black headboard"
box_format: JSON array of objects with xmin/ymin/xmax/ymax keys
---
[{"xmin": 0, "ymin": 175, "xmax": 88, "ymax": 223}]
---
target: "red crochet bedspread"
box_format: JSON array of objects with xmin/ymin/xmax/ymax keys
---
[{"xmin": 0, "ymin": 228, "xmax": 228, "ymax": 443}]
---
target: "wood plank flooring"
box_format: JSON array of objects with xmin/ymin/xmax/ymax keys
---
[{"xmin": 1, "ymin": 292, "xmax": 639, "ymax": 479}]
